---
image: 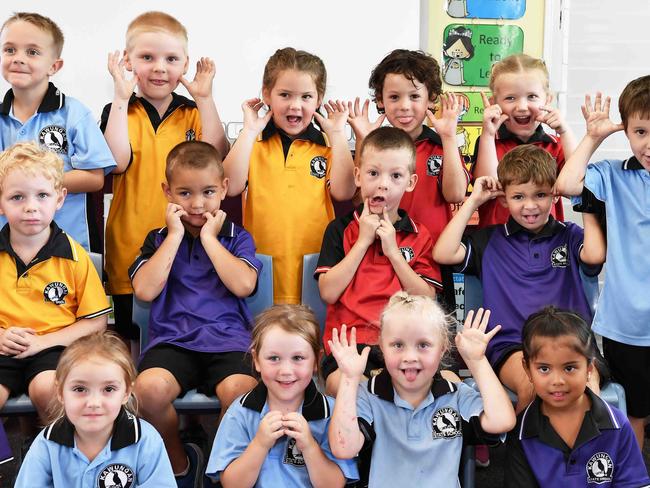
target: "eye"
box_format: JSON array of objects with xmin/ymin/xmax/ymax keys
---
[
  {"xmin": 72, "ymin": 386, "xmax": 87, "ymax": 393},
  {"xmin": 104, "ymin": 385, "xmax": 117, "ymax": 393},
  {"xmin": 167, "ymin": 56, "xmax": 179, "ymax": 63},
  {"xmin": 9, "ymin": 194, "xmax": 23, "ymax": 201},
  {"xmin": 528, "ymin": 94, "xmax": 539, "ymax": 100},
  {"xmin": 267, "ymin": 355, "xmax": 280, "ymax": 362},
  {"xmin": 391, "ymin": 341, "xmax": 403, "ymax": 349},
  {"xmin": 538, "ymin": 366, "xmax": 549, "ymax": 374},
  {"xmin": 279, "ymin": 92, "xmax": 289, "ymax": 98},
  {"xmin": 511, "ymin": 194, "xmax": 523, "ymax": 201},
  {"xmin": 3, "ymin": 47, "xmax": 15, "ymax": 54},
  {"xmin": 27, "ymin": 48, "xmax": 40, "ymax": 56},
  {"xmin": 292, "ymin": 355, "xmax": 305, "ymax": 361},
  {"xmin": 536, "ymin": 192, "xmax": 548, "ymax": 198},
  {"xmin": 417, "ymin": 342, "xmax": 430, "ymax": 349},
  {"xmin": 142, "ymin": 54, "xmax": 152, "ymax": 61},
  {"xmin": 504, "ymin": 96, "xmax": 515, "ymax": 102},
  {"xmin": 564, "ymin": 365, "xmax": 576, "ymax": 373},
  {"xmin": 635, "ymin": 129, "xmax": 647, "ymax": 136},
  {"xmin": 38, "ymin": 192, "xmax": 50, "ymax": 199},
  {"xmin": 178, "ymin": 191, "xmax": 190, "ymax": 197},
  {"xmin": 204, "ymin": 189, "xmax": 216, "ymax": 196},
  {"xmin": 302, "ymin": 94, "xmax": 313, "ymax": 100},
  {"xmin": 392, "ymin": 172, "xmax": 403, "ymax": 180},
  {"xmin": 368, "ymin": 169, "xmax": 378, "ymax": 177},
  {"xmin": 388, "ymin": 95, "xmax": 399, "ymax": 101},
  {"xmin": 410, "ymin": 94, "xmax": 421, "ymax": 100}
]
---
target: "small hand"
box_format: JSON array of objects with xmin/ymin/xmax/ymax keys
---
[
  {"xmin": 328, "ymin": 324, "xmax": 370, "ymax": 380},
  {"xmin": 481, "ymin": 92, "xmax": 508, "ymax": 137},
  {"xmin": 14, "ymin": 332, "xmax": 45, "ymax": 360},
  {"xmin": 255, "ymin": 410, "xmax": 286, "ymax": 450},
  {"xmin": 180, "ymin": 57, "xmax": 216, "ymax": 100},
  {"xmin": 376, "ymin": 207, "xmax": 399, "ymax": 258},
  {"xmin": 427, "ymin": 92, "xmax": 461, "ymax": 138},
  {"xmin": 468, "ymin": 176, "xmax": 503, "ymax": 206},
  {"xmin": 346, "ymin": 97, "xmax": 385, "ymax": 140},
  {"xmin": 200, "ymin": 209, "xmax": 226, "ymax": 240},
  {"xmin": 314, "ymin": 100, "xmax": 348, "ymax": 135},
  {"xmin": 537, "ymin": 106, "xmax": 569, "ymax": 135},
  {"xmin": 455, "ymin": 308, "xmax": 501, "ymax": 363},
  {"xmin": 581, "ymin": 92, "xmax": 624, "ymax": 139},
  {"xmin": 357, "ymin": 199, "xmax": 381, "ymax": 248},
  {"xmin": 107, "ymin": 50, "xmax": 138, "ymax": 101},
  {"xmin": 282, "ymin": 412, "xmax": 316, "ymax": 453},
  {"xmin": 165, "ymin": 203, "xmax": 187, "ymax": 237},
  {"xmin": 241, "ymin": 98, "xmax": 273, "ymax": 135},
  {"xmin": 0, "ymin": 327, "xmax": 35, "ymax": 356}
]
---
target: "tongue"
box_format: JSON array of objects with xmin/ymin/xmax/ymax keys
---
[{"xmin": 404, "ymin": 369, "xmax": 418, "ymax": 382}]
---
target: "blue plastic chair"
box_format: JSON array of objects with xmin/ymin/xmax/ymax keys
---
[{"xmin": 301, "ymin": 253, "xmax": 326, "ymax": 333}]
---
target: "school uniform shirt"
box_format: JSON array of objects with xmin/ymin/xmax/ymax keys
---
[
  {"xmin": 102, "ymin": 93, "xmax": 202, "ymax": 295},
  {"xmin": 206, "ymin": 380, "xmax": 359, "ymax": 486},
  {"xmin": 129, "ymin": 221, "xmax": 261, "ymax": 354},
  {"xmin": 0, "ymin": 223, "xmax": 111, "ymax": 335},
  {"xmin": 400, "ymin": 125, "xmax": 470, "ymax": 243},
  {"xmin": 357, "ymin": 369, "xmax": 489, "ymax": 488},
  {"xmin": 244, "ymin": 120, "xmax": 334, "ymax": 304},
  {"xmin": 14, "ymin": 409, "xmax": 176, "ymax": 488},
  {"xmin": 316, "ymin": 205, "xmax": 442, "ymax": 353},
  {"xmin": 0, "ymin": 83, "xmax": 116, "ymax": 251},
  {"xmin": 456, "ymin": 216, "xmax": 599, "ymax": 367},
  {"xmin": 473, "ymin": 124, "xmax": 565, "ymax": 228},
  {"xmin": 584, "ymin": 157, "xmax": 650, "ymax": 346},
  {"xmin": 505, "ymin": 388, "xmax": 650, "ymax": 488}
]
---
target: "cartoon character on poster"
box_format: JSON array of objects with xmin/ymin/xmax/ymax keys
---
[
  {"xmin": 447, "ymin": 0, "xmax": 469, "ymax": 18},
  {"xmin": 442, "ymin": 26, "xmax": 474, "ymax": 86}
]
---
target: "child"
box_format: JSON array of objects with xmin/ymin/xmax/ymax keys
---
[
  {"xmin": 328, "ymin": 293, "xmax": 515, "ymax": 488},
  {"xmin": 130, "ymin": 140, "xmax": 260, "ymax": 486},
  {"xmin": 206, "ymin": 304, "xmax": 358, "ymax": 487},
  {"xmin": 505, "ymin": 307, "xmax": 650, "ymax": 487},
  {"xmin": 0, "ymin": 142, "xmax": 110, "ymax": 421},
  {"xmin": 103, "ymin": 11, "xmax": 229, "ymax": 341},
  {"xmin": 316, "ymin": 126, "xmax": 442, "ymax": 395},
  {"xmin": 15, "ymin": 331, "xmax": 176, "ymax": 487},
  {"xmin": 0, "ymin": 12, "xmax": 116, "ymax": 251},
  {"xmin": 473, "ymin": 53, "xmax": 576, "ymax": 227},
  {"xmin": 223, "ymin": 47, "xmax": 356, "ymax": 304},
  {"xmin": 555, "ymin": 82, "xmax": 650, "ymax": 447},
  {"xmin": 434, "ymin": 144, "xmax": 606, "ymax": 413}
]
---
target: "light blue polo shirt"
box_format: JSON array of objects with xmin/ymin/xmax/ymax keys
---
[
  {"xmin": 584, "ymin": 157, "xmax": 650, "ymax": 345},
  {"xmin": 207, "ymin": 380, "xmax": 358, "ymax": 486},
  {"xmin": 14, "ymin": 409, "xmax": 176, "ymax": 487},
  {"xmin": 357, "ymin": 370, "xmax": 486, "ymax": 488},
  {"xmin": 0, "ymin": 83, "xmax": 116, "ymax": 251}
]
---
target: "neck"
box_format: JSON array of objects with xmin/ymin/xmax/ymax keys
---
[
  {"xmin": 139, "ymin": 92, "xmax": 173, "ymax": 118},
  {"xmin": 11, "ymin": 82, "xmax": 49, "ymax": 123},
  {"xmin": 394, "ymin": 381, "xmax": 431, "ymax": 409},
  {"xmin": 10, "ymin": 226, "xmax": 51, "ymax": 264},
  {"xmin": 267, "ymin": 393, "xmax": 304, "ymax": 415},
  {"xmin": 75, "ymin": 428, "xmax": 111, "ymax": 462},
  {"xmin": 541, "ymin": 391, "xmax": 591, "ymax": 418}
]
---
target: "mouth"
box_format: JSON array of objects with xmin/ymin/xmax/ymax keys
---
[
  {"xmin": 286, "ymin": 115, "xmax": 302, "ymax": 126},
  {"xmin": 395, "ymin": 116, "xmax": 414, "ymax": 126},
  {"xmin": 521, "ymin": 214, "xmax": 540, "ymax": 225},
  {"xmin": 549, "ymin": 391, "xmax": 568, "ymax": 401},
  {"xmin": 277, "ymin": 380, "xmax": 297, "ymax": 388},
  {"xmin": 512, "ymin": 115, "xmax": 532, "ymax": 126},
  {"xmin": 150, "ymin": 79, "xmax": 168, "ymax": 86},
  {"xmin": 401, "ymin": 368, "xmax": 421, "ymax": 382}
]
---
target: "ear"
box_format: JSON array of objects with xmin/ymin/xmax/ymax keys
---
[
  {"xmin": 48, "ymin": 58, "xmax": 64, "ymax": 77},
  {"xmin": 353, "ymin": 165, "xmax": 362, "ymax": 188},
  {"xmin": 405, "ymin": 173, "xmax": 418, "ymax": 193},
  {"xmin": 162, "ymin": 182, "xmax": 173, "ymax": 202},
  {"xmin": 252, "ymin": 349, "xmax": 261, "ymax": 374},
  {"xmin": 262, "ymin": 87, "xmax": 271, "ymax": 107},
  {"xmin": 123, "ymin": 383, "xmax": 133, "ymax": 405},
  {"xmin": 551, "ymin": 194, "xmax": 560, "ymax": 205},
  {"xmin": 546, "ymin": 92, "xmax": 554, "ymax": 105},
  {"xmin": 521, "ymin": 357, "xmax": 533, "ymax": 383},
  {"xmin": 498, "ymin": 194, "xmax": 508, "ymax": 208},
  {"xmin": 123, "ymin": 50, "xmax": 133, "ymax": 72},
  {"xmin": 219, "ymin": 177, "xmax": 229, "ymax": 200},
  {"xmin": 56, "ymin": 188, "xmax": 67, "ymax": 210},
  {"xmin": 183, "ymin": 55, "xmax": 189, "ymax": 76}
]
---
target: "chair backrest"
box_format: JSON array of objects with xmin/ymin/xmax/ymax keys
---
[
  {"xmin": 89, "ymin": 252, "xmax": 102, "ymax": 277},
  {"xmin": 462, "ymin": 274, "xmax": 483, "ymax": 320},
  {"xmin": 301, "ymin": 253, "xmax": 326, "ymax": 333}
]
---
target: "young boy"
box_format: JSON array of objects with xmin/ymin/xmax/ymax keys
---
[
  {"xmin": 434, "ymin": 144, "xmax": 606, "ymax": 413},
  {"xmin": 103, "ymin": 11, "xmax": 229, "ymax": 342},
  {"xmin": 0, "ymin": 12, "xmax": 116, "ymax": 251},
  {"xmin": 0, "ymin": 142, "xmax": 110, "ymax": 421},
  {"xmin": 130, "ymin": 141, "xmax": 259, "ymax": 486},
  {"xmin": 316, "ymin": 126, "xmax": 442, "ymax": 396},
  {"xmin": 555, "ymin": 81, "xmax": 650, "ymax": 447}
]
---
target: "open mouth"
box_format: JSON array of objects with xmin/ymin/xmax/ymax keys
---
[
  {"xmin": 513, "ymin": 115, "xmax": 532, "ymax": 126},
  {"xmin": 286, "ymin": 115, "xmax": 302, "ymax": 125},
  {"xmin": 402, "ymin": 368, "xmax": 421, "ymax": 382},
  {"xmin": 277, "ymin": 380, "xmax": 297, "ymax": 388},
  {"xmin": 396, "ymin": 116, "xmax": 414, "ymax": 125},
  {"xmin": 522, "ymin": 214, "xmax": 539, "ymax": 225},
  {"xmin": 549, "ymin": 391, "xmax": 567, "ymax": 400},
  {"xmin": 150, "ymin": 79, "xmax": 167, "ymax": 86}
]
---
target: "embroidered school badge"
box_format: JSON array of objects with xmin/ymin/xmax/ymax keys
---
[
  {"xmin": 309, "ymin": 156, "xmax": 327, "ymax": 179},
  {"xmin": 97, "ymin": 463, "xmax": 134, "ymax": 488},
  {"xmin": 399, "ymin": 246, "xmax": 415, "ymax": 263},
  {"xmin": 426, "ymin": 155, "xmax": 442, "ymax": 176},
  {"xmin": 431, "ymin": 407, "xmax": 462, "ymax": 439},
  {"xmin": 550, "ymin": 244, "xmax": 569, "ymax": 268},
  {"xmin": 586, "ymin": 452, "xmax": 613, "ymax": 484},
  {"xmin": 43, "ymin": 282, "xmax": 69, "ymax": 305},
  {"xmin": 39, "ymin": 125, "xmax": 68, "ymax": 154},
  {"xmin": 283, "ymin": 437, "xmax": 306, "ymax": 467}
]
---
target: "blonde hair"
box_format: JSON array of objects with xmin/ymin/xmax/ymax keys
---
[
  {"xmin": 489, "ymin": 53, "xmax": 549, "ymax": 94},
  {"xmin": 1, "ymin": 12, "xmax": 64, "ymax": 57},
  {"xmin": 250, "ymin": 304, "xmax": 322, "ymax": 377},
  {"xmin": 0, "ymin": 142, "xmax": 64, "ymax": 194},
  {"xmin": 262, "ymin": 47, "xmax": 327, "ymax": 102},
  {"xmin": 125, "ymin": 11, "xmax": 188, "ymax": 52},
  {"xmin": 47, "ymin": 332, "xmax": 138, "ymax": 424}
]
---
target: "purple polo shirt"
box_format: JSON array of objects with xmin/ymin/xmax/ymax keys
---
[
  {"xmin": 457, "ymin": 217, "xmax": 599, "ymax": 367},
  {"xmin": 129, "ymin": 220, "xmax": 261, "ymax": 354},
  {"xmin": 505, "ymin": 389, "xmax": 650, "ymax": 487}
]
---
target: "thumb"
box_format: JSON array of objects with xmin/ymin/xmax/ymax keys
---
[
  {"xmin": 375, "ymin": 114, "xmax": 386, "ymax": 127},
  {"xmin": 313, "ymin": 111, "xmax": 325, "ymax": 125},
  {"xmin": 179, "ymin": 76, "xmax": 190, "ymax": 89},
  {"xmin": 360, "ymin": 346, "xmax": 371, "ymax": 364}
]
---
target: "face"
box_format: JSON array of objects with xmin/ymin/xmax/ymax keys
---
[
  {"xmin": 263, "ymin": 69, "xmax": 321, "ymax": 137},
  {"xmin": 0, "ymin": 169, "xmax": 65, "ymax": 240},
  {"xmin": 379, "ymin": 73, "xmax": 433, "ymax": 140},
  {"xmin": 355, "ymin": 146, "xmax": 417, "ymax": 221},
  {"xmin": 164, "ymin": 165, "xmax": 228, "ymax": 234},
  {"xmin": 501, "ymin": 180, "xmax": 557, "ymax": 234},
  {"xmin": 125, "ymin": 31, "xmax": 188, "ymax": 104},
  {"xmin": 492, "ymin": 71, "xmax": 552, "ymax": 141},
  {"xmin": 445, "ymin": 39, "xmax": 470, "ymax": 59},
  {"xmin": 0, "ymin": 20, "xmax": 62, "ymax": 91},
  {"xmin": 59, "ymin": 358, "xmax": 131, "ymax": 442},
  {"xmin": 380, "ymin": 313, "xmax": 445, "ymax": 406},
  {"xmin": 253, "ymin": 325, "xmax": 317, "ymax": 411},
  {"xmin": 524, "ymin": 336, "xmax": 593, "ymax": 412},
  {"xmin": 625, "ymin": 114, "xmax": 650, "ymax": 171}
]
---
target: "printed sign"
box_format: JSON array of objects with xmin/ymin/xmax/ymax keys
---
[{"xmin": 446, "ymin": 0, "xmax": 526, "ymax": 20}]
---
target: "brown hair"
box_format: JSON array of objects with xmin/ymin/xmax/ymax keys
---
[
  {"xmin": 1, "ymin": 12, "xmax": 64, "ymax": 57},
  {"xmin": 47, "ymin": 332, "xmax": 138, "ymax": 424},
  {"xmin": 126, "ymin": 11, "xmax": 188, "ymax": 52},
  {"xmin": 0, "ymin": 141, "xmax": 64, "ymax": 193},
  {"xmin": 358, "ymin": 126, "xmax": 416, "ymax": 173},
  {"xmin": 489, "ymin": 53, "xmax": 549, "ymax": 94},
  {"xmin": 262, "ymin": 47, "xmax": 326, "ymax": 102},
  {"xmin": 369, "ymin": 49, "xmax": 442, "ymax": 104},
  {"xmin": 618, "ymin": 75, "xmax": 650, "ymax": 131},
  {"xmin": 497, "ymin": 144, "xmax": 557, "ymax": 190},
  {"xmin": 166, "ymin": 140, "xmax": 224, "ymax": 183}
]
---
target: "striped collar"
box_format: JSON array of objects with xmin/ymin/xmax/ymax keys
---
[
  {"xmin": 368, "ymin": 368, "xmax": 457, "ymax": 403},
  {"xmin": 240, "ymin": 380, "xmax": 331, "ymax": 421},
  {"xmin": 0, "ymin": 82, "xmax": 65, "ymax": 115}
]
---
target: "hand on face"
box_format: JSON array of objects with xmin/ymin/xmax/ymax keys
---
[
  {"xmin": 357, "ymin": 199, "xmax": 381, "ymax": 248},
  {"xmin": 376, "ymin": 206, "xmax": 399, "ymax": 258},
  {"xmin": 165, "ymin": 203, "xmax": 187, "ymax": 237},
  {"xmin": 200, "ymin": 209, "xmax": 226, "ymax": 240},
  {"xmin": 469, "ymin": 176, "xmax": 504, "ymax": 206},
  {"xmin": 481, "ymin": 92, "xmax": 509, "ymax": 137},
  {"xmin": 241, "ymin": 97, "xmax": 273, "ymax": 135}
]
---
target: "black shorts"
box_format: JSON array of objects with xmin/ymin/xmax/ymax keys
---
[
  {"xmin": 602, "ymin": 337, "xmax": 650, "ymax": 418},
  {"xmin": 138, "ymin": 344, "xmax": 254, "ymax": 396},
  {"xmin": 111, "ymin": 294, "xmax": 140, "ymax": 341},
  {"xmin": 321, "ymin": 344, "xmax": 384, "ymax": 382},
  {"xmin": 0, "ymin": 346, "xmax": 65, "ymax": 396}
]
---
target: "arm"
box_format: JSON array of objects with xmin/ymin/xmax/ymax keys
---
[
  {"xmin": 456, "ymin": 309, "xmax": 516, "ymax": 433},
  {"xmin": 180, "ymin": 57, "xmax": 230, "ymax": 158},
  {"xmin": 62, "ymin": 168, "xmax": 104, "ymax": 193},
  {"xmin": 555, "ymin": 93, "xmax": 624, "ymax": 196},
  {"xmin": 473, "ymin": 93, "xmax": 508, "ymax": 179},
  {"xmin": 579, "ymin": 213, "xmax": 606, "ymax": 266},
  {"xmin": 433, "ymin": 176, "xmax": 502, "ymax": 264},
  {"xmin": 537, "ymin": 104, "xmax": 577, "ymax": 160},
  {"xmin": 328, "ymin": 325, "xmax": 369, "ymax": 459},
  {"xmin": 223, "ymin": 99, "xmax": 272, "ymax": 196}
]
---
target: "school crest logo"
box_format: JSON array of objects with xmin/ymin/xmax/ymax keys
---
[
  {"xmin": 550, "ymin": 244, "xmax": 569, "ymax": 268},
  {"xmin": 98, "ymin": 463, "xmax": 134, "ymax": 488},
  {"xmin": 310, "ymin": 156, "xmax": 327, "ymax": 179},
  {"xmin": 399, "ymin": 246, "xmax": 415, "ymax": 262},
  {"xmin": 431, "ymin": 407, "xmax": 462, "ymax": 439},
  {"xmin": 185, "ymin": 128, "xmax": 196, "ymax": 141},
  {"xmin": 39, "ymin": 125, "xmax": 68, "ymax": 154},
  {"xmin": 426, "ymin": 155, "xmax": 442, "ymax": 176},
  {"xmin": 283, "ymin": 437, "xmax": 306, "ymax": 467},
  {"xmin": 43, "ymin": 282, "xmax": 68, "ymax": 305},
  {"xmin": 586, "ymin": 452, "xmax": 613, "ymax": 484}
]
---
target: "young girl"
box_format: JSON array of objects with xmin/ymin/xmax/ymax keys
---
[
  {"xmin": 223, "ymin": 47, "xmax": 356, "ymax": 304},
  {"xmin": 473, "ymin": 53, "xmax": 576, "ymax": 227},
  {"xmin": 328, "ymin": 292, "xmax": 515, "ymax": 488},
  {"xmin": 206, "ymin": 304, "xmax": 358, "ymax": 487},
  {"xmin": 14, "ymin": 332, "xmax": 175, "ymax": 487},
  {"xmin": 505, "ymin": 307, "xmax": 650, "ymax": 487}
]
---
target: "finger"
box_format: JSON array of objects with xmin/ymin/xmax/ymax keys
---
[
  {"xmin": 362, "ymin": 198, "xmax": 371, "ymax": 215},
  {"xmin": 478, "ymin": 309, "xmax": 491, "ymax": 331},
  {"xmin": 375, "ymin": 114, "xmax": 386, "ymax": 128},
  {"xmin": 313, "ymin": 112, "xmax": 325, "ymax": 125},
  {"xmin": 426, "ymin": 109, "xmax": 436, "ymax": 125},
  {"xmin": 361, "ymin": 98, "xmax": 369, "ymax": 116},
  {"xmin": 603, "ymin": 96, "xmax": 611, "ymax": 115},
  {"xmin": 360, "ymin": 346, "xmax": 371, "ymax": 363},
  {"xmin": 382, "ymin": 206, "xmax": 390, "ymax": 221},
  {"xmin": 349, "ymin": 325, "xmax": 356, "ymax": 347},
  {"xmin": 463, "ymin": 309, "xmax": 475, "ymax": 329},
  {"xmin": 498, "ymin": 114, "xmax": 509, "ymax": 125},
  {"xmin": 594, "ymin": 92, "xmax": 602, "ymax": 112},
  {"xmin": 340, "ymin": 324, "xmax": 349, "ymax": 347},
  {"xmin": 179, "ymin": 76, "xmax": 189, "ymax": 89},
  {"xmin": 485, "ymin": 324, "xmax": 501, "ymax": 340},
  {"xmin": 481, "ymin": 91, "xmax": 490, "ymax": 108}
]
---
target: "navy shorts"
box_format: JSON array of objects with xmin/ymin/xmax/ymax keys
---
[{"xmin": 0, "ymin": 346, "xmax": 65, "ymax": 396}]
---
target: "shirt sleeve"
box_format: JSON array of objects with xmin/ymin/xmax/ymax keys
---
[
  {"xmin": 455, "ymin": 227, "xmax": 494, "ymax": 277},
  {"xmin": 73, "ymin": 245, "xmax": 111, "ymax": 319},
  {"xmin": 135, "ymin": 421, "xmax": 177, "ymax": 487},
  {"xmin": 230, "ymin": 227, "xmax": 262, "ymax": 274},
  {"xmin": 584, "ymin": 160, "xmax": 612, "ymax": 202},
  {"xmin": 569, "ymin": 222, "xmax": 602, "ymax": 276},
  {"xmin": 612, "ymin": 420, "xmax": 650, "ymax": 488},
  {"xmin": 68, "ymin": 102, "xmax": 116, "ymax": 174},
  {"xmin": 13, "ymin": 432, "xmax": 54, "ymax": 488},
  {"xmin": 503, "ymin": 429, "xmax": 540, "ymax": 488},
  {"xmin": 128, "ymin": 230, "xmax": 160, "ymax": 281},
  {"xmin": 206, "ymin": 401, "xmax": 253, "ymax": 480},
  {"xmin": 315, "ymin": 218, "xmax": 345, "ymax": 277},
  {"xmin": 411, "ymin": 229, "xmax": 442, "ymax": 289}
]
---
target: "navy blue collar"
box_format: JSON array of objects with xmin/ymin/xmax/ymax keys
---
[
  {"xmin": 0, "ymin": 82, "xmax": 65, "ymax": 115},
  {"xmin": 504, "ymin": 215, "xmax": 566, "ymax": 239},
  {"xmin": 497, "ymin": 123, "xmax": 555, "ymax": 145},
  {"xmin": 240, "ymin": 380, "xmax": 330, "ymax": 421},
  {"xmin": 368, "ymin": 368, "xmax": 456, "ymax": 403}
]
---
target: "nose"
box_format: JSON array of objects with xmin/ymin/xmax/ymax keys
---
[
  {"xmin": 153, "ymin": 57, "xmax": 166, "ymax": 72},
  {"xmin": 378, "ymin": 173, "xmax": 390, "ymax": 190},
  {"xmin": 278, "ymin": 360, "xmax": 293, "ymax": 375},
  {"xmin": 515, "ymin": 97, "xmax": 528, "ymax": 111},
  {"xmin": 86, "ymin": 391, "xmax": 101, "ymax": 408},
  {"xmin": 288, "ymin": 96, "xmax": 301, "ymax": 110},
  {"xmin": 190, "ymin": 195, "xmax": 203, "ymax": 209},
  {"xmin": 550, "ymin": 371, "xmax": 565, "ymax": 386},
  {"xmin": 23, "ymin": 197, "xmax": 38, "ymax": 213}
]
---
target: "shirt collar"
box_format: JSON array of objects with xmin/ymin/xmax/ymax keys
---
[
  {"xmin": 0, "ymin": 82, "xmax": 65, "ymax": 115},
  {"xmin": 261, "ymin": 118, "xmax": 327, "ymax": 147},
  {"xmin": 504, "ymin": 215, "xmax": 566, "ymax": 239},
  {"xmin": 623, "ymin": 156, "xmax": 645, "ymax": 170},
  {"xmin": 240, "ymin": 380, "xmax": 331, "ymax": 421},
  {"xmin": 156, "ymin": 219, "xmax": 236, "ymax": 239},
  {"xmin": 131, "ymin": 92, "xmax": 197, "ymax": 126},
  {"xmin": 415, "ymin": 125, "xmax": 443, "ymax": 145},
  {"xmin": 367, "ymin": 368, "xmax": 457, "ymax": 403},
  {"xmin": 497, "ymin": 123, "xmax": 555, "ymax": 144},
  {"xmin": 354, "ymin": 204, "xmax": 418, "ymax": 233},
  {"xmin": 44, "ymin": 408, "xmax": 142, "ymax": 450}
]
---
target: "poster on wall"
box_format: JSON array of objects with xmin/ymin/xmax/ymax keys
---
[{"xmin": 446, "ymin": 0, "xmax": 526, "ymax": 20}]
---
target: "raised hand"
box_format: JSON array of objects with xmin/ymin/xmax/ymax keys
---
[
  {"xmin": 180, "ymin": 57, "xmax": 216, "ymax": 100},
  {"xmin": 108, "ymin": 50, "xmax": 138, "ymax": 101},
  {"xmin": 282, "ymin": 412, "xmax": 316, "ymax": 453},
  {"xmin": 537, "ymin": 105, "xmax": 569, "ymax": 135},
  {"xmin": 346, "ymin": 97, "xmax": 385, "ymax": 140},
  {"xmin": 255, "ymin": 411, "xmax": 286, "ymax": 450},
  {"xmin": 200, "ymin": 209, "xmax": 226, "ymax": 241},
  {"xmin": 468, "ymin": 176, "xmax": 503, "ymax": 206},
  {"xmin": 455, "ymin": 308, "xmax": 501, "ymax": 363},
  {"xmin": 165, "ymin": 203, "xmax": 187, "ymax": 237},
  {"xmin": 481, "ymin": 92, "xmax": 508, "ymax": 137},
  {"xmin": 314, "ymin": 100, "xmax": 349, "ymax": 135},
  {"xmin": 376, "ymin": 207, "xmax": 399, "ymax": 258},
  {"xmin": 241, "ymin": 98, "xmax": 273, "ymax": 135},
  {"xmin": 328, "ymin": 324, "xmax": 370, "ymax": 380},
  {"xmin": 357, "ymin": 199, "xmax": 381, "ymax": 248},
  {"xmin": 581, "ymin": 92, "xmax": 624, "ymax": 139},
  {"xmin": 427, "ymin": 92, "xmax": 461, "ymax": 138}
]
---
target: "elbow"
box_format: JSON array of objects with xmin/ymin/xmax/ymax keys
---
[
  {"xmin": 88, "ymin": 175, "xmax": 105, "ymax": 192},
  {"xmin": 235, "ymin": 272, "xmax": 258, "ymax": 299},
  {"xmin": 132, "ymin": 281, "xmax": 157, "ymax": 303},
  {"xmin": 329, "ymin": 441, "xmax": 356, "ymax": 460},
  {"xmin": 329, "ymin": 183, "xmax": 356, "ymax": 202},
  {"xmin": 444, "ymin": 185, "xmax": 468, "ymax": 204},
  {"xmin": 318, "ymin": 282, "xmax": 338, "ymax": 305}
]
